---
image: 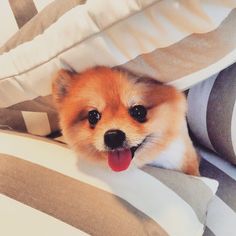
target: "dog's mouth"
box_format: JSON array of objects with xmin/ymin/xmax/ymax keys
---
[{"xmin": 107, "ymin": 138, "xmax": 146, "ymax": 172}]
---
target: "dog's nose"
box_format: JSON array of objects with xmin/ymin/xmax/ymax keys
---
[{"xmin": 104, "ymin": 129, "xmax": 126, "ymax": 149}]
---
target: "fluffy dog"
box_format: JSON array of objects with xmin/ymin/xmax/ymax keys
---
[{"xmin": 52, "ymin": 66, "xmax": 199, "ymax": 175}]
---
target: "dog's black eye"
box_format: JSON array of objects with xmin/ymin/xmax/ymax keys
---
[
  {"xmin": 88, "ymin": 110, "xmax": 101, "ymax": 126},
  {"xmin": 129, "ymin": 105, "xmax": 147, "ymax": 123}
]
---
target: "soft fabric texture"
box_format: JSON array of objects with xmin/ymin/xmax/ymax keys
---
[
  {"xmin": 0, "ymin": 0, "xmax": 55, "ymax": 47},
  {"xmin": 199, "ymin": 147, "xmax": 236, "ymax": 236},
  {"xmin": 1, "ymin": 0, "xmax": 236, "ymax": 136},
  {"xmin": 31, "ymin": 133, "xmax": 236, "ymax": 236},
  {"xmin": 0, "ymin": 0, "xmax": 86, "ymax": 136},
  {"xmin": 0, "ymin": 130, "xmax": 218, "ymax": 236},
  {"xmin": 187, "ymin": 62, "xmax": 236, "ymax": 165},
  {"xmin": 0, "ymin": 0, "xmax": 86, "ymax": 54}
]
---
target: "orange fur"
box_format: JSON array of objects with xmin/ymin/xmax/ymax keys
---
[{"xmin": 52, "ymin": 66, "xmax": 199, "ymax": 175}]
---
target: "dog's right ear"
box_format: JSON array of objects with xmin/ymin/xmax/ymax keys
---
[{"xmin": 52, "ymin": 69, "xmax": 75, "ymax": 105}]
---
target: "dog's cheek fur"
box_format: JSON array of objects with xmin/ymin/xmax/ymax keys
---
[
  {"xmin": 62, "ymin": 121, "xmax": 107, "ymax": 163},
  {"xmin": 133, "ymin": 88, "xmax": 187, "ymax": 167},
  {"xmin": 55, "ymin": 101, "xmax": 100, "ymax": 162}
]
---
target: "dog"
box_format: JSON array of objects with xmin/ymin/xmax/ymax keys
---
[{"xmin": 52, "ymin": 66, "xmax": 199, "ymax": 175}]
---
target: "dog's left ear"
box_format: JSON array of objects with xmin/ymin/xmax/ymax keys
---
[{"xmin": 52, "ymin": 69, "xmax": 75, "ymax": 105}]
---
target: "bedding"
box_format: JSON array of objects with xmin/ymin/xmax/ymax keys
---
[
  {"xmin": 0, "ymin": 0, "xmax": 86, "ymax": 54},
  {"xmin": 0, "ymin": 2, "xmax": 235, "ymax": 236},
  {"xmin": 0, "ymin": 0, "xmax": 55, "ymax": 47},
  {"xmin": 199, "ymin": 147, "xmax": 236, "ymax": 236},
  {"xmin": 1, "ymin": 0, "xmax": 236, "ymax": 136},
  {"xmin": 187, "ymin": 62, "xmax": 236, "ymax": 165},
  {"xmin": 0, "ymin": 130, "xmax": 218, "ymax": 236}
]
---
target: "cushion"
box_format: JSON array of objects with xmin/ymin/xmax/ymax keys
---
[
  {"xmin": 0, "ymin": 0, "xmax": 55, "ymax": 47},
  {"xmin": 187, "ymin": 62, "xmax": 236, "ymax": 165},
  {"xmin": 0, "ymin": 0, "xmax": 86, "ymax": 54},
  {"xmin": 0, "ymin": 0, "xmax": 86, "ymax": 136},
  {"xmin": 1, "ymin": 0, "xmax": 236, "ymax": 136},
  {"xmin": 0, "ymin": 130, "xmax": 218, "ymax": 236},
  {"xmin": 198, "ymin": 147, "xmax": 236, "ymax": 236}
]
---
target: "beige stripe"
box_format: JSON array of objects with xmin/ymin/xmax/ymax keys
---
[
  {"xmin": 33, "ymin": 0, "xmax": 55, "ymax": 11},
  {"xmin": 0, "ymin": 131, "xmax": 206, "ymax": 236},
  {"xmin": 142, "ymin": 165, "xmax": 213, "ymax": 224},
  {"xmin": 120, "ymin": 9, "xmax": 236, "ymax": 83},
  {"xmin": 0, "ymin": 1, "xmax": 235, "ymax": 80},
  {"xmin": 0, "ymin": 129, "xmax": 67, "ymax": 148},
  {"xmin": 8, "ymin": 0, "xmax": 38, "ymax": 28},
  {"xmin": 0, "ymin": 195, "xmax": 88, "ymax": 236},
  {"xmin": 0, "ymin": 1, "xmax": 18, "ymax": 47},
  {"xmin": 0, "ymin": 153, "xmax": 168, "ymax": 236},
  {"xmin": 0, "ymin": 95, "xmax": 59, "ymax": 135},
  {"xmin": 6, "ymin": 95, "xmax": 59, "ymax": 132},
  {"xmin": 22, "ymin": 111, "xmax": 51, "ymax": 136},
  {"xmin": 157, "ymin": 1, "xmax": 212, "ymax": 33},
  {"xmin": 0, "ymin": 0, "xmax": 86, "ymax": 54}
]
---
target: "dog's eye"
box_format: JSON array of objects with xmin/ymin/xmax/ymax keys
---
[
  {"xmin": 88, "ymin": 110, "xmax": 101, "ymax": 126},
  {"xmin": 129, "ymin": 105, "xmax": 147, "ymax": 123}
]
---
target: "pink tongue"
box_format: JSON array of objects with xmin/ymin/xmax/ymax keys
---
[{"xmin": 108, "ymin": 149, "xmax": 132, "ymax": 172}]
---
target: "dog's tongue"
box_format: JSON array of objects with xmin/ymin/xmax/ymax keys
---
[{"xmin": 108, "ymin": 149, "xmax": 132, "ymax": 172}]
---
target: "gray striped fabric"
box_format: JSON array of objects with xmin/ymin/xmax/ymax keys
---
[
  {"xmin": 141, "ymin": 165, "xmax": 213, "ymax": 223},
  {"xmin": 198, "ymin": 147, "xmax": 236, "ymax": 236},
  {"xmin": 187, "ymin": 63, "xmax": 236, "ymax": 165},
  {"xmin": 0, "ymin": 130, "xmax": 218, "ymax": 236},
  {"xmin": 201, "ymin": 158, "xmax": 236, "ymax": 211},
  {"xmin": 203, "ymin": 227, "xmax": 215, "ymax": 236}
]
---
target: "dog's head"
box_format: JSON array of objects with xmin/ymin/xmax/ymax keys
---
[{"xmin": 52, "ymin": 66, "xmax": 186, "ymax": 171}]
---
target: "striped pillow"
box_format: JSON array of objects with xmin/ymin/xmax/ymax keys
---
[
  {"xmin": 0, "ymin": 130, "xmax": 218, "ymax": 236},
  {"xmin": 1, "ymin": 0, "xmax": 236, "ymax": 136},
  {"xmin": 199, "ymin": 147, "xmax": 236, "ymax": 236},
  {"xmin": 187, "ymin": 62, "xmax": 236, "ymax": 165},
  {"xmin": 0, "ymin": 0, "xmax": 86, "ymax": 136},
  {"xmin": 0, "ymin": 0, "xmax": 55, "ymax": 47}
]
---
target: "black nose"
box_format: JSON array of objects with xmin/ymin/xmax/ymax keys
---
[{"xmin": 104, "ymin": 129, "xmax": 126, "ymax": 149}]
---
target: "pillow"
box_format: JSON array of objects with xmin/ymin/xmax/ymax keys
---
[
  {"xmin": 1, "ymin": 0, "xmax": 236, "ymax": 136},
  {"xmin": 0, "ymin": 0, "xmax": 55, "ymax": 47},
  {"xmin": 0, "ymin": 130, "xmax": 218, "ymax": 236},
  {"xmin": 187, "ymin": 62, "xmax": 236, "ymax": 165},
  {"xmin": 0, "ymin": 0, "xmax": 87, "ymax": 54},
  {"xmin": 199, "ymin": 146, "xmax": 236, "ymax": 236},
  {"xmin": 0, "ymin": 0, "xmax": 86, "ymax": 136}
]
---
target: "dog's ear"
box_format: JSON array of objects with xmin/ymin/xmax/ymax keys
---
[{"xmin": 52, "ymin": 69, "xmax": 75, "ymax": 105}]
